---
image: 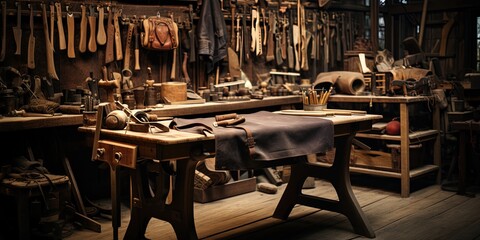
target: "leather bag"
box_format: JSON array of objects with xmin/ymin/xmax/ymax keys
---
[{"xmin": 142, "ymin": 16, "xmax": 178, "ymax": 51}]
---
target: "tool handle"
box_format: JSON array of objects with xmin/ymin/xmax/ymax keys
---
[
  {"xmin": 105, "ymin": 7, "xmax": 114, "ymax": 63},
  {"xmin": 79, "ymin": 4, "xmax": 87, "ymax": 53},
  {"xmin": 49, "ymin": 4, "xmax": 55, "ymax": 50},
  {"xmin": 55, "ymin": 2, "xmax": 66, "ymax": 50},
  {"xmin": 88, "ymin": 16, "xmax": 97, "ymax": 52},
  {"xmin": 27, "ymin": 6, "xmax": 35, "ymax": 68},
  {"xmin": 42, "ymin": 3, "xmax": 59, "ymax": 80},
  {"xmin": 113, "ymin": 9, "xmax": 123, "ymax": 61},
  {"xmin": 96, "ymin": 6, "xmax": 106, "ymax": 45},
  {"xmin": 67, "ymin": 13, "xmax": 75, "ymax": 58}
]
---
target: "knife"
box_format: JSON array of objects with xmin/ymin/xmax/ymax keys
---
[
  {"xmin": 27, "ymin": 4, "xmax": 35, "ymax": 69},
  {"xmin": 13, "ymin": 2, "xmax": 22, "ymax": 55}
]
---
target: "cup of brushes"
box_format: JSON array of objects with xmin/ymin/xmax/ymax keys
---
[{"xmin": 302, "ymin": 86, "xmax": 333, "ymax": 111}]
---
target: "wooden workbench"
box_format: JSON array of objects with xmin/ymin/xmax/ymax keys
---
[{"xmin": 79, "ymin": 112, "xmax": 381, "ymax": 240}]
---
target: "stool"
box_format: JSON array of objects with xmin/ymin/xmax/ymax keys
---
[{"xmin": 0, "ymin": 174, "xmax": 70, "ymax": 240}]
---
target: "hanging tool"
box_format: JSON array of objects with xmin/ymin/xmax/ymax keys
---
[
  {"xmin": 55, "ymin": 2, "xmax": 66, "ymax": 50},
  {"xmin": 27, "ymin": 4, "xmax": 35, "ymax": 68},
  {"xmin": 49, "ymin": 3, "xmax": 56, "ymax": 51},
  {"xmin": 88, "ymin": 5, "xmax": 97, "ymax": 53},
  {"xmin": 122, "ymin": 22, "xmax": 135, "ymax": 90},
  {"xmin": 231, "ymin": 3, "xmax": 236, "ymax": 47},
  {"xmin": 0, "ymin": 1, "xmax": 6, "ymax": 62},
  {"xmin": 67, "ymin": 6, "xmax": 75, "ymax": 58},
  {"xmin": 235, "ymin": 15, "xmax": 241, "ymax": 52},
  {"xmin": 113, "ymin": 7, "xmax": 123, "ymax": 61},
  {"xmin": 265, "ymin": 11, "xmax": 275, "ymax": 62},
  {"xmin": 105, "ymin": 6, "xmax": 114, "ymax": 64},
  {"xmin": 79, "ymin": 4, "xmax": 87, "ymax": 53},
  {"xmin": 13, "ymin": 2, "xmax": 22, "ymax": 55},
  {"xmin": 281, "ymin": 13, "xmax": 287, "ymax": 60},
  {"xmin": 170, "ymin": 13, "xmax": 178, "ymax": 80},
  {"xmin": 134, "ymin": 21, "xmax": 140, "ymax": 71},
  {"xmin": 287, "ymin": 11, "xmax": 294, "ymax": 70},
  {"xmin": 97, "ymin": 5, "xmax": 106, "ymax": 46},
  {"xmin": 41, "ymin": 3, "xmax": 59, "ymax": 80}
]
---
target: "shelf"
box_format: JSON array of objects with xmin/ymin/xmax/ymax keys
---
[
  {"xmin": 355, "ymin": 129, "xmax": 438, "ymax": 143},
  {"xmin": 314, "ymin": 163, "xmax": 439, "ymax": 179},
  {"xmin": 328, "ymin": 95, "xmax": 433, "ymax": 104}
]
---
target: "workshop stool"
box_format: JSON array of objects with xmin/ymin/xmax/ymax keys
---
[{"xmin": 0, "ymin": 174, "xmax": 70, "ymax": 240}]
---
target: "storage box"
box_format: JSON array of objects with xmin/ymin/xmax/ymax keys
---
[
  {"xmin": 350, "ymin": 144, "xmax": 425, "ymax": 172},
  {"xmin": 194, "ymin": 177, "xmax": 257, "ymax": 203}
]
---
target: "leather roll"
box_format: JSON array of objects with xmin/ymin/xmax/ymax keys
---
[{"xmin": 313, "ymin": 71, "xmax": 365, "ymax": 95}]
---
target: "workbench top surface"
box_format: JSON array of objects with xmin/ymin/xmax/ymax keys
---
[
  {"xmin": 79, "ymin": 113, "xmax": 382, "ymax": 145},
  {"xmin": 329, "ymin": 94, "xmax": 433, "ymax": 103}
]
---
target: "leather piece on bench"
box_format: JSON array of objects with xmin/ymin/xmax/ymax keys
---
[{"xmin": 171, "ymin": 111, "xmax": 334, "ymax": 170}]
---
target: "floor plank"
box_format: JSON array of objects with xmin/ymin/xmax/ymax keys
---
[{"xmin": 64, "ymin": 180, "xmax": 479, "ymax": 240}]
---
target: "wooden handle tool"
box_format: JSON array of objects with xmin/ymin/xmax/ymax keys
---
[
  {"xmin": 96, "ymin": 5, "xmax": 106, "ymax": 45},
  {"xmin": 134, "ymin": 24, "xmax": 140, "ymax": 71},
  {"xmin": 170, "ymin": 14, "xmax": 178, "ymax": 80},
  {"xmin": 105, "ymin": 6, "xmax": 114, "ymax": 64},
  {"xmin": 79, "ymin": 4, "xmax": 87, "ymax": 53},
  {"xmin": 121, "ymin": 23, "xmax": 135, "ymax": 90},
  {"xmin": 27, "ymin": 4, "xmax": 35, "ymax": 69},
  {"xmin": 41, "ymin": 3, "xmax": 59, "ymax": 80},
  {"xmin": 49, "ymin": 3, "xmax": 55, "ymax": 50},
  {"xmin": 0, "ymin": 1, "xmax": 6, "ymax": 62},
  {"xmin": 113, "ymin": 8, "xmax": 123, "ymax": 61},
  {"xmin": 67, "ymin": 11, "xmax": 75, "ymax": 58},
  {"xmin": 13, "ymin": 2, "xmax": 22, "ymax": 55},
  {"xmin": 88, "ymin": 5, "xmax": 97, "ymax": 52},
  {"xmin": 55, "ymin": 2, "xmax": 66, "ymax": 50}
]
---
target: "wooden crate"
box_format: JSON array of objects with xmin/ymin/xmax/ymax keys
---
[
  {"xmin": 351, "ymin": 144, "xmax": 424, "ymax": 172},
  {"xmin": 194, "ymin": 177, "xmax": 257, "ymax": 203}
]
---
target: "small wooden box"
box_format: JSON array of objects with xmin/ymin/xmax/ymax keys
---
[
  {"xmin": 194, "ymin": 177, "xmax": 257, "ymax": 203},
  {"xmin": 350, "ymin": 144, "xmax": 424, "ymax": 172}
]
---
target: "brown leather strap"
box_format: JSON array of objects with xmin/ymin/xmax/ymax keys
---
[{"xmin": 231, "ymin": 126, "xmax": 256, "ymax": 160}]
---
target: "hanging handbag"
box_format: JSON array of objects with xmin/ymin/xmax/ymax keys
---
[{"xmin": 142, "ymin": 16, "xmax": 178, "ymax": 51}]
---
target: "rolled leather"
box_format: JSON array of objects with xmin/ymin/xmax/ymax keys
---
[{"xmin": 313, "ymin": 71, "xmax": 365, "ymax": 95}]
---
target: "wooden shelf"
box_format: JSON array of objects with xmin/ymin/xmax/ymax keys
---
[
  {"xmin": 355, "ymin": 129, "xmax": 438, "ymax": 143},
  {"xmin": 315, "ymin": 162, "xmax": 439, "ymax": 179},
  {"xmin": 325, "ymin": 93, "xmax": 441, "ymax": 197}
]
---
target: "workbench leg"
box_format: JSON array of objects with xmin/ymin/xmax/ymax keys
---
[
  {"xmin": 329, "ymin": 135, "xmax": 375, "ymax": 238},
  {"xmin": 272, "ymin": 156, "xmax": 308, "ymax": 219},
  {"xmin": 17, "ymin": 190, "xmax": 30, "ymax": 240},
  {"xmin": 273, "ymin": 134, "xmax": 375, "ymax": 238},
  {"xmin": 167, "ymin": 159, "xmax": 199, "ymax": 240},
  {"xmin": 125, "ymin": 148, "xmax": 206, "ymax": 240}
]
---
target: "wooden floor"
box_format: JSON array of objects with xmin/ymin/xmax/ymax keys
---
[{"xmin": 65, "ymin": 177, "xmax": 480, "ymax": 240}]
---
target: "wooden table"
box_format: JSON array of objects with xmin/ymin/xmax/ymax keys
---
[{"xmin": 79, "ymin": 112, "xmax": 381, "ymax": 240}]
